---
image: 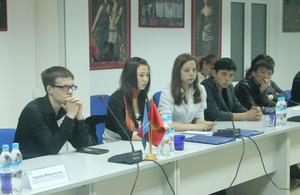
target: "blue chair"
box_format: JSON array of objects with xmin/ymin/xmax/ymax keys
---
[
  {"xmin": 90, "ymin": 95, "xmax": 110, "ymax": 144},
  {"xmin": 0, "ymin": 128, "xmax": 16, "ymax": 150},
  {"xmin": 153, "ymin": 91, "xmax": 162, "ymax": 107},
  {"xmin": 284, "ymin": 90, "xmax": 292, "ymax": 101}
]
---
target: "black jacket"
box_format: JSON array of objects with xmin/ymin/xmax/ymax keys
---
[
  {"xmin": 15, "ymin": 96, "xmax": 96, "ymax": 159},
  {"xmin": 235, "ymin": 77, "xmax": 288, "ymax": 109},
  {"xmin": 105, "ymin": 90, "xmax": 137, "ymax": 140},
  {"xmin": 202, "ymin": 77, "xmax": 247, "ymax": 121},
  {"xmin": 289, "ymin": 71, "xmax": 300, "ymax": 106}
]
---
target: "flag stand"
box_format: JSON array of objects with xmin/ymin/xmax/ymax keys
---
[{"xmin": 145, "ymin": 127, "xmax": 157, "ymax": 160}]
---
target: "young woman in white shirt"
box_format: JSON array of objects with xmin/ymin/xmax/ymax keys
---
[{"xmin": 158, "ymin": 53, "xmax": 214, "ymax": 131}]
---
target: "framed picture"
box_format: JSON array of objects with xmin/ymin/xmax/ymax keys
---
[
  {"xmin": 283, "ymin": 0, "xmax": 300, "ymax": 32},
  {"xmin": 0, "ymin": 0, "xmax": 7, "ymax": 31},
  {"xmin": 191, "ymin": 0, "xmax": 222, "ymax": 59},
  {"xmin": 139, "ymin": 0, "xmax": 184, "ymax": 28},
  {"xmin": 89, "ymin": 0, "xmax": 131, "ymax": 70}
]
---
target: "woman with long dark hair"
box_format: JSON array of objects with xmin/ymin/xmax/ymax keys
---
[{"xmin": 104, "ymin": 57, "xmax": 150, "ymax": 142}]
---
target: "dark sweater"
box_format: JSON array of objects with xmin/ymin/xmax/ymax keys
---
[
  {"xmin": 235, "ymin": 77, "xmax": 288, "ymax": 109},
  {"xmin": 15, "ymin": 96, "xmax": 95, "ymax": 159},
  {"xmin": 105, "ymin": 90, "xmax": 138, "ymax": 140},
  {"xmin": 289, "ymin": 71, "xmax": 300, "ymax": 107},
  {"xmin": 202, "ymin": 77, "xmax": 247, "ymax": 121}
]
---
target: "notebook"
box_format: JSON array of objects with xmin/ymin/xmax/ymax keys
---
[
  {"xmin": 185, "ymin": 134, "xmax": 235, "ymax": 145},
  {"xmin": 240, "ymin": 129, "xmax": 264, "ymax": 137}
]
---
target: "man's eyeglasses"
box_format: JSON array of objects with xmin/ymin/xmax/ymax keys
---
[{"xmin": 51, "ymin": 84, "xmax": 78, "ymax": 92}]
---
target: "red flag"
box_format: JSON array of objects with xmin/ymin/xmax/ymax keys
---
[
  {"xmin": 148, "ymin": 100, "xmax": 166, "ymax": 146},
  {"xmin": 137, "ymin": 100, "xmax": 165, "ymax": 147}
]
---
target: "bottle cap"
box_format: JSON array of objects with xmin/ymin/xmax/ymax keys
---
[
  {"xmin": 161, "ymin": 114, "xmax": 170, "ymax": 121},
  {"xmin": 167, "ymin": 114, "xmax": 173, "ymax": 121},
  {"xmin": 12, "ymin": 143, "xmax": 19, "ymax": 150},
  {"xmin": 277, "ymin": 96, "xmax": 285, "ymax": 101},
  {"xmin": 2, "ymin": 144, "xmax": 9, "ymax": 151}
]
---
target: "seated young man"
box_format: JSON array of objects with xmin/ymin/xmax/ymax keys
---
[
  {"xmin": 201, "ymin": 58, "xmax": 262, "ymax": 121},
  {"xmin": 15, "ymin": 66, "xmax": 96, "ymax": 159},
  {"xmin": 235, "ymin": 54, "xmax": 288, "ymax": 109}
]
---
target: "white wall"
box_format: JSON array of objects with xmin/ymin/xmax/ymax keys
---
[
  {"xmin": 271, "ymin": 0, "xmax": 300, "ymax": 89},
  {"xmin": 1, "ymin": 0, "xmax": 300, "ymax": 128},
  {"xmin": 0, "ymin": 0, "xmax": 62, "ymax": 127},
  {"xmin": 89, "ymin": 0, "xmax": 300, "ymax": 95},
  {"xmin": 90, "ymin": 1, "xmax": 192, "ymax": 97},
  {"xmin": 0, "ymin": 0, "xmax": 36, "ymax": 128},
  {"xmin": 65, "ymin": 0, "xmax": 91, "ymax": 118}
]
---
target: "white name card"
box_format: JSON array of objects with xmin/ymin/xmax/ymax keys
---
[{"xmin": 26, "ymin": 164, "xmax": 69, "ymax": 190}]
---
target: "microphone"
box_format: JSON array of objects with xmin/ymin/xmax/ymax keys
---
[
  {"xmin": 286, "ymin": 99, "xmax": 300, "ymax": 122},
  {"xmin": 288, "ymin": 99, "xmax": 300, "ymax": 106},
  {"xmin": 99, "ymin": 95, "xmax": 143, "ymax": 164},
  {"xmin": 212, "ymin": 100, "xmax": 241, "ymax": 138}
]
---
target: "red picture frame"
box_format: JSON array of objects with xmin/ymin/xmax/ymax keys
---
[
  {"xmin": 139, "ymin": 0, "xmax": 184, "ymax": 28},
  {"xmin": 89, "ymin": 0, "xmax": 131, "ymax": 70},
  {"xmin": 0, "ymin": 0, "xmax": 7, "ymax": 31},
  {"xmin": 191, "ymin": 0, "xmax": 222, "ymax": 59}
]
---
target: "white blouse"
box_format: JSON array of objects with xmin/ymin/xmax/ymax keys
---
[{"xmin": 158, "ymin": 84, "xmax": 207, "ymax": 123}]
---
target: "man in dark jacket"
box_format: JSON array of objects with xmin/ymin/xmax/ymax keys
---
[
  {"xmin": 202, "ymin": 58, "xmax": 262, "ymax": 121},
  {"xmin": 15, "ymin": 66, "xmax": 96, "ymax": 159},
  {"xmin": 289, "ymin": 71, "xmax": 300, "ymax": 107},
  {"xmin": 235, "ymin": 54, "xmax": 288, "ymax": 109}
]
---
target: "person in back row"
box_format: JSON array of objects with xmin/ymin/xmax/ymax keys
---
[
  {"xmin": 158, "ymin": 53, "xmax": 214, "ymax": 131},
  {"xmin": 104, "ymin": 57, "xmax": 150, "ymax": 142},
  {"xmin": 235, "ymin": 54, "xmax": 288, "ymax": 109},
  {"xmin": 197, "ymin": 54, "xmax": 218, "ymax": 83},
  {"xmin": 15, "ymin": 66, "xmax": 96, "ymax": 159},
  {"xmin": 202, "ymin": 57, "xmax": 262, "ymax": 121}
]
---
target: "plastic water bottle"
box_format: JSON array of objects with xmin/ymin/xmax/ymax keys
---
[
  {"xmin": 10, "ymin": 143, "xmax": 23, "ymax": 193},
  {"xmin": 275, "ymin": 96, "xmax": 287, "ymax": 127},
  {"xmin": 0, "ymin": 144, "xmax": 12, "ymax": 194},
  {"xmin": 166, "ymin": 115, "xmax": 175, "ymax": 154},
  {"xmin": 160, "ymin": 115, "xmax": 170, "ymax": 156},
  {"xmin": 160, "ymin": 114, "xmax": 175, "ymax": 156}
]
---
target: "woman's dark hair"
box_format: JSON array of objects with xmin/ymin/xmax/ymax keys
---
[
  {"xmin": 198, "ymin": 54, "xmax": 218, "ymax": 72},
  {"xmin": 213, "ymin": 57, "xmax": 237, "ymax": 72},
  {"xmin": 245, "ymin": 54, "xmax": 275, "ymax": 78},
  {"xmin": 171, "ymin": 53, "xmax": 201, "ymax": 105},
  {"xmin": 120, "ymin": 57, "xmax": 150, "ymax": 120}
]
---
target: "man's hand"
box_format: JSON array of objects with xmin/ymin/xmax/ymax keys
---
[
  {"xmin": 258, "ymin": 79, "xmax": 270, "ymax": 93},
  {"xmin": 64, "ymin": 96, "xmax": 81, "ymax": 119},
  {"xmin": 245, "ymin": 106, "xmax": 262, "ymax": 121}
]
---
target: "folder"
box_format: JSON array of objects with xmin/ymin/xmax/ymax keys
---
[
  {"xmin": 240, "ymin": 129, "xmax": 264, "ymax": 137},
  {"xmin": 185, "ymin": 134, "xmax": 235, "ymax": 145}
]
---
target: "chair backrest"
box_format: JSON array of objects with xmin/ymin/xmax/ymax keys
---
[
  {"xmin": 153, "ymin": 91, "xmax": 162, "ymax": 107},
  {"xmin": 85, "ymin": 115, "xmax": 106, "ymax": 144},
  {"xmin": 284, "ymin": 90, "xmax": 292, "ymax": 101},
  {"xmin": 90, "ymin": 95, "xmax": 110, "ymax": 144},
  {"xmin": 0, "ymin": 128, "xmax": 16, "ymax": 151}
]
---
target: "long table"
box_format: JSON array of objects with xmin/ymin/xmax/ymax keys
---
[{"xmin": 19, "ymin": 107, "xmax": 300, "ymax": 195}]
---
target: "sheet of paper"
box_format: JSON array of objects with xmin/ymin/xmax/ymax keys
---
[{"xmin": 181, "ymin": 131, "xmax": 213, "ymax": 136}]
